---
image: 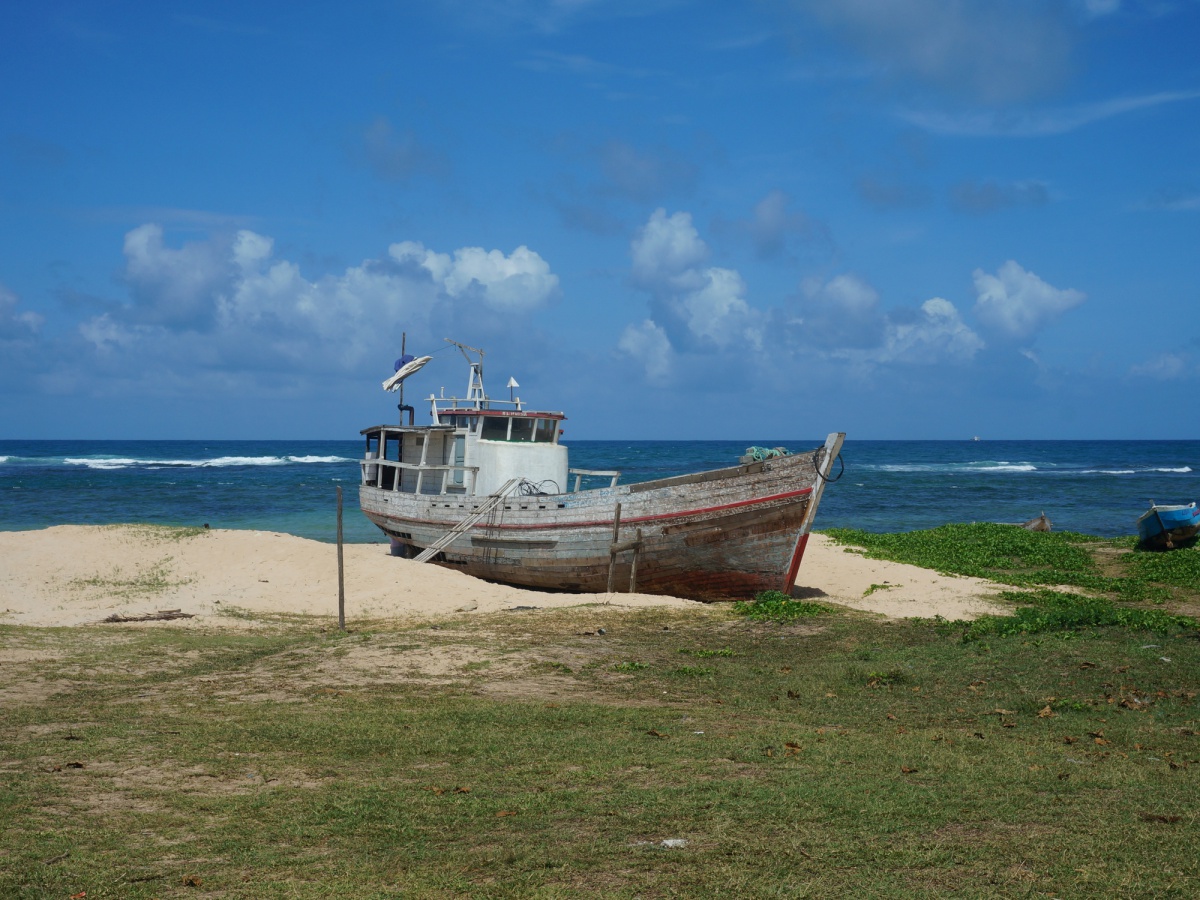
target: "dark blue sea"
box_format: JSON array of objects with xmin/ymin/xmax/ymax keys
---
[{"xmin": 1, "ymin": 439, "xmax": 1196, "ymax": 543}]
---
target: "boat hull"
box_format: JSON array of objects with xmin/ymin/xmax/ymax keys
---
[
  {"xmin": 1136, "ymin": 502, "xmax": 1200, "ymax": 549},
  {"xmin": 360, "ymin": 451, "xmax": 829, "ymax": 601}
]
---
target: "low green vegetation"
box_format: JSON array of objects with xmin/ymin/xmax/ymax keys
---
[
  {"xmin": 67, "ymin": 558, "xmax": 190, "ymax": 599},
  {"xmin": 3, "ymin": 524, "xmax": 1198, "ymax": 897},
  {"xmin": 3, "ymin": 603, "xmax": 1198, "ymax": 898},
  {"xmin": 733, "ymin": 589, "xmax": 829, "ymax": 621},
  {"xmin": 960, "ymin": 590, "xmax": 1199, "ymax": 642},
  {"xmin": 825, "ymin": 523, "xmax": 1179, "ymax": 603}
]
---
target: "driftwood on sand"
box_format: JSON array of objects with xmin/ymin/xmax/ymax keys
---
[{"xmin": 101, "ymin": 609, "xmax": 195, "ymax": 623}]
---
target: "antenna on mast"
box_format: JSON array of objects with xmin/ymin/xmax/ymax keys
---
[{"xmin": 444, "ymin": 338, "xmax": 486, "ymax": 407}]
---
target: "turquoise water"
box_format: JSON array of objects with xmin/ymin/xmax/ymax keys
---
[{"xmin": 1, "ymin": 439, "xmax": 1197, "ymax": 543}]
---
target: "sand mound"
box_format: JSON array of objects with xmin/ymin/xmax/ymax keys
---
[{"xmin": 0, "ymin": 526, "xmax": 1006, "ymax": 628}]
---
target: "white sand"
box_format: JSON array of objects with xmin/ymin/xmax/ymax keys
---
[{"xmin": 0, "ymin": 526, "xmax": 1006, "ymax": 628}]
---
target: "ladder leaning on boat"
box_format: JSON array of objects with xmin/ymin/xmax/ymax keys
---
[{"xmin": 410, "ymin": 478, "xmax": 522, "ymax": 563}]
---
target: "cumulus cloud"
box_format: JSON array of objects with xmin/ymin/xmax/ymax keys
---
[
  {"xmin": 785, "ymin": 275, "xmax": 982, "ymax": 366},
  {"xmin": 877, "ymin": 297, "xmax": 984, "ymax": 364},
  {"xmin": 629, "ymin": 209, "xmax": 762, "ymax": 350},
  {"xmin": 972, "ymin": 260, "xmax": 1085, "ymax": 339},
  {"xmin": 122, "ymin": 223, "xmax": 230, "ymax": 328},
  {"xmin": 0, "ymin": 284, "xmax": 44, "ymax": 339},
  {"xmin": 631, "ymin": 208, "xmax": 709, "ymax": 288},
  {"xmin": 790, "ymin": 274, "xmax": 887, "ymax": 349},
  {"xmin": 617, "ymin": 319, "xmax": 673, "ymax": 381},
  {"xmin": 80, "ymin": 225, "xmax": 560, "ymax": 375},
  {"xmin": 794, "ymin": 0, "xmax": 1073, "ymax": 104},
  {"xmin": 390, "ymin": 241, "xmax": 561, "ymax": 312}
]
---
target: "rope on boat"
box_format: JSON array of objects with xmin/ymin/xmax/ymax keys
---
[
  {"xmin": 813, "ymin": 446, "xmax": 845, "ymax": 483},
  {"xmin": 519, "ymin": 478, "xmax": 560, "ymax": 496},
  {"xmin": 744, "ymin": 446, "xmax": 792, "ymax": 461}
]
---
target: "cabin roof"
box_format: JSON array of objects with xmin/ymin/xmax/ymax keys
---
[
  {"xmin": 436, "ymin": 408, "xmax": 566, "ymax": 420},
  {"xmin": 360, "ymin": 424, "xmax": 456, "ymax": 435}
]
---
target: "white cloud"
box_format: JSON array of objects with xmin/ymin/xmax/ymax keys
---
[
  {"xmin": 1130, "ymin": 352, "xmax": 1193, "ymax": 380},
  {"xmin": 787, "ymin": 276, "xmax": 982, "ymax": 366},
  {"xmin": 630, "ymin": 208, "xmax": 708, "ymax": 288},
  {"xmin": 972, "ymin": 260, "xmax": 1085, "ymax": 339},
  {"xmin": 80, "ymin": 225, "xmax": 561, "ymax": 377},
  {"xmin": 122, "ymin": 223, "xmax": 228, "ymax": 327},
  {"xmin": 0, "ymin": 284, "xmax": 43, "ymax": 339},
  {"xmin": 629, "ymin": 209, "xmax": 763, "ymax": 350},
  {"xmin": 791, "ymin": 273, "xmax": 886, "ymax": 349},
  {"xmin": 79, "ymin": 312, "xmax": 136, "ymax": 352},
  {"xmin": 389, "ymin": 241, "xmax": 560, "ymax": 312},
  {"xmin": 617, "ymin": 319, "xmax": 673, "ymax": 381},
  {"xmin": 879, "ymin": 297, "xmax": 984, "ymax": 364},
  {"xmin": 902, "ymin": 90, "xmax": 1200, "ymax": 137}
]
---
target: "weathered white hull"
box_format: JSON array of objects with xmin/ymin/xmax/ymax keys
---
[{"xmin": 360, "ymin": 449, "xmax": 833, "ymax": 601}]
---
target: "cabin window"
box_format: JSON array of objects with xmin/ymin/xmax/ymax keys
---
[
  {"xmin": 534, "ymin": 419, "xmax": 557, "ymax": 443},
  {"xmin": 509, "ymin": 418, "xmax": 535, "ymax": 442},
  {"xmin": 469, "ymin": 417, "xmax": 479, "ymax": 433},
  {"xmin": 480, "ymin": 416, "xmax": 508, "ymax": 441}
]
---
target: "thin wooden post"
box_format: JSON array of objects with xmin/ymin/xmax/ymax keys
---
[
  {"xmin": 337, "ymin": 486, "xmax": 345, "ymax": 631},
  {"xmin": 606, "ymin": 503, "xmax": 622, "ymax": 593},
  {"xmin": 629, "ymin": 527, "xmax": 642, "ymax": 593}
]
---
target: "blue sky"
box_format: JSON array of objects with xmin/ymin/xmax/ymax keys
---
[{"xmin": 2, "ymin": 1, "xmax": 1198, "ymax": 440}]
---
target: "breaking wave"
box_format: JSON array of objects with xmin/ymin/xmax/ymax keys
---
[{"xmin": 62, "ymin": 455, "xmax": 351, "ymax": 470}]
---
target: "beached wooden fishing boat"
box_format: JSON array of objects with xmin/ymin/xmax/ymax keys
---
[
  {"xmin": 1136, "ymin": 501, "xmax": 1200, "ymax": 549},
  {"xmin": 358, "ymin": 341, "xmax": 844, "ymax": 601}
]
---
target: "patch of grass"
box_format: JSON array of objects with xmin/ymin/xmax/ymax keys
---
[
  {"xmin": 863, "ymin": 583, "xmax": 897, "ymax": 597},
  {"xmin": 3, "ymin": 604, "xmax": 1200, "ymax": 897},
  {"xmin": 958, "ymin": 590, "xmax": 1199, "ymax": 642},
  {"xmin": 680, "ymin": 647, "xmax": 735, "ymax": 658},
  {"xmin": 864, "ymin": 670, "xmax": 907, "ymax": 687},
  {"xmin": 825, "ymin": 523, "xmax": 1178, "ymax": 603},
  {"xmin": 669, "ymin": 665, "xmax": 715, "ymax": 677},
  {"xmin": 611, "ymin": 661, "xmax": 648, "ymax": 672},
  {"xmin": 733, "ymin": 590, "xmax": 830, "ymax": 621},
  {"xmin": 67, "ymin": 558, "xmax": 190, "ymax": 599},
  {"xmin": 102, "ymin": 523, "xmax": 209, "ymax": 542}
]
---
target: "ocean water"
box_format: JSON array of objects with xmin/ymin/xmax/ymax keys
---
[{"xmin": 1, "ymin": 439, "xmax": 1197, "ymax": 543}]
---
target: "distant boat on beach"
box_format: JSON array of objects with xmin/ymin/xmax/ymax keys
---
[
  {"xmin": 358, "ymin": 339, "xmax": 844, "ymax": 601},
  {"xmin": 1136, "ymin": 501, "xmax": 1200, "ymax": 550}
]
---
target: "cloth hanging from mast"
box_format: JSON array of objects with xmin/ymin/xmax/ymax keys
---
[{"xmin": 382, "ymin": 355, "xmax": 432, "ymax": 392}]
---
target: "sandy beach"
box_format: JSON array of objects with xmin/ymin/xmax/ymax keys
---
[{"xmin": 0, "ymin": 525, "xmax": 1007, "ymax": 628}]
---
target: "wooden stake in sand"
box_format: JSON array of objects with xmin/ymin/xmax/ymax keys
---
[{"xmin": 337, "ymin": 485, "xmax": 346, "ymax": 631}]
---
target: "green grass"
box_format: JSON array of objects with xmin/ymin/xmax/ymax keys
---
[
  {"xmin": 3, "ymin": 602, "xmax": 1198, "ymax": 898},
  {"xmin": 825, "ymin": 523, "xmax": 1176, "ymax": 602},
  {"xmin": 67, "ymin": 558, "xmax": 190, "ymax": 599},
  {"xmin": 733, "ymin": 590, "xmax": 830, "ymax": 621},
  {"xmin": 4, "ymin": 523, "xmax": 1200, "ymax": 897},
  {"xmin": 825, "ymin": 524, "xmax": 1200, "ymax": 643}
]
